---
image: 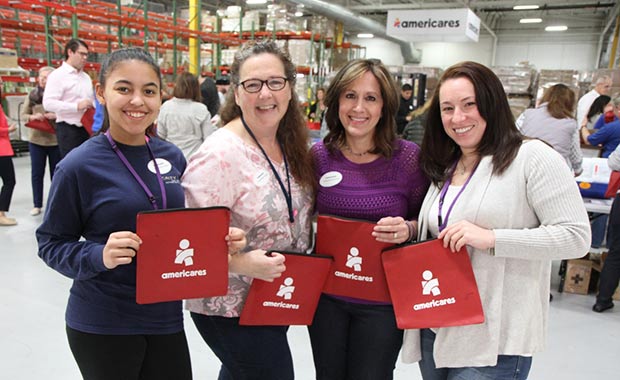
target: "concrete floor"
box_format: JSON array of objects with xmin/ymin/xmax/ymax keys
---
[{"xmin": 1, "ymin": 154, "xmax": 619, "ymax": 379}]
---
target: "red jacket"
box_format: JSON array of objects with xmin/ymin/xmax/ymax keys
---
[{"xmin": 0, "ymin": 106, "xmax": 14, "ymax": 157}]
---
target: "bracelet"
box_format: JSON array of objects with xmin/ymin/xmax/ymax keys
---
[{"xmin": 405, "ymin": 221, "xmax": 416, "ymax": 242}]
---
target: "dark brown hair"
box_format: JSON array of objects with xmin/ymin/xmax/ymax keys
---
[
  {"xmin": 420, "ymin": 61, "xmax": 523, "ymax": 186},
  {"xmin": 541, "ymin": 84, "xmax": 576, "ymax": 119},
  {"xmin": 219, "ymin": 40, "xmax": 315, "ymax": 192},
  {"xmin": 172, "ymin": 72, "xmax": 201, "ymax": 102},
  {"xmin": 322, "ymin": 58, "xmax": 399, "ymax": 158}
]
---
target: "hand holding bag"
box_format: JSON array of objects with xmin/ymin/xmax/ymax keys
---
[{"xmin": 25, "ymin": 118, "xmax": 55, "ymax": 134}]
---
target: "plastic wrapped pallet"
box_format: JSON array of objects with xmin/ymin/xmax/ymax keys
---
[{"xmin": 491, "ymin": 65, "xmax": 536, "ymax": 95}]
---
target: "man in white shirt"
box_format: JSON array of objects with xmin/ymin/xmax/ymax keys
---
[
  {"xmin": 43, "ymin": 39, "xmax": 94, "ymax": 157},
  {"xmin": 576, "ymin": 75, "xmax": 612, "ymax": 128}
]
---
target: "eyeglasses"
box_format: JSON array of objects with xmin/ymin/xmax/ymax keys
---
[{"xmin": 238, "ymin": 77, "xmax": 288, "ymax": 93}]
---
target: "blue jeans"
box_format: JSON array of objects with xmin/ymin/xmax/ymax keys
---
[
  {"xmin": 29, "ymin": 143, "xmax": 60, "ymax": 208},
  {"xmin": 190, "ymin": 313, "xmax": 293, "ymax": 380},
  {"xmin": 307, "ymin": 295, "xmax": 403, "ymax": 380},
  {"xmin": 597, "ymin": 194, "xmax": 620, "ymax": 304},
  {"xmin": 419, "ymin": 329, "xmax": 532, "ymax": 380},
  {"xmin": 591, "ymin": 213, "xmax": 608, "ymax": 248}
]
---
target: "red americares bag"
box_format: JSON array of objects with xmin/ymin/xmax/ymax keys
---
[
  {"xmin": 381, "ymin": 239, "xmax": 484, "ymax": 329},
  {"xmin": 25, "ymin": 119, "xmax": 55, "ymax": 134},
  {"xmin": 136, "ymin": 207, "xmax": 230, "ymax": 304},
  {"xmin": 239, "ymin": 251, "xmax": 332, "ymax": 326},
  {"xmin": 316, "ymin": 214, "xmax": 394, "ymax": 302}
]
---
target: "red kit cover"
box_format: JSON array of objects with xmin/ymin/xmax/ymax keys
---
[
  {"xmin": 316, "ymin": 215, "xmax": 393, "ymax": 302},
  {"xmin": 240, "ymin": 251, "xmax": 332, "ymax": 326},
  {"xmin": 382, "ymin": 239, "xmax": 484, "ymax": 329},
  {"xmin": 136, "ymin": 207, "xmax": 230, "ymax": 304}
]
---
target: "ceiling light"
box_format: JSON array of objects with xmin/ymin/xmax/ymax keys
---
[
  {"xmin": 520, "ymin": 18, "xmax": 542, "ymax": 24},
  {"xmin": 246, "ymin": 0, "xmax": 267, "ymax": 4},
  {"xmin": 357, "ymin": 33, "xmax": 374, "ymax": 38},
  {"xmin": 513, "ymin": 5, "xmax": 540, "ymax": 10},
  {"xmin": 545, "ymin": 25, "xmax": 568, "ymax": 32},
  {"xmin": 294, "ymin": 11, "xmax": 303, "ymax": 17}
]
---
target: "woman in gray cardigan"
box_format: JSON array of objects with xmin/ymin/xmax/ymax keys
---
[{"xmin": 401, "ymin": 61, "xmax": 591, "ymax": 380}]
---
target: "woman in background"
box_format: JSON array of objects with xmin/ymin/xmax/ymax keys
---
[
  {"xmin": 517, "ymin": 83, "xmax": 582, "ymax": 176},
  {"xmin": 158, "ymin": 71, "xmax": 216, "ymax": 159},
  {"xmin": 21, "ymin": 66, "xmax": 60, "ymax": 216},
  {"xmin": 0, "ymin": 77, "xmax": 17, "ymax": 226}
]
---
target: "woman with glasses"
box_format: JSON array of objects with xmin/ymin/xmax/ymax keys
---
[
  {"xmin": 309, "ymin": 58, "xmax": 429, "ymax": 379},
  {"xmin": 182, "ymin": 40, "xmax": 315, "ymax": 380}
]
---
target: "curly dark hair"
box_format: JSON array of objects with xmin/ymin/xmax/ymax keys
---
[
  {"xmin": 219, "ymin": 40, "xmax": 315, "ymax": 193},
  {"xmin": 420, "ymin": 61, "xmax": 523, "ymax": 186}
]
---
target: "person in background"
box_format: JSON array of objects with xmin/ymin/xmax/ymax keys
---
[
  {"xmin": 20, "ymin": 66, "xmax": 61, "ymax": 217},
  {"xmin": 0, "ymin": 78, "xmax": 17, "ymax": 226},
  {"xmin": 594, "ymin": 143, "xmax": 620, "ymax": 312},
  {"xmin": 215, "ymin": 76, "xmax": 230, "ymax": 107},
  {"xmin": 581, "ymin": 96, "xmax": 620, "ymax": 158},
  {"xmin": 516, "ymin": 83, "xmax": 582, "ymax": 176},
  {"xmin": 396, "ymin": 83, "xmax": 414, "ymax": 135},
  {"xmin": 402, "ymin": 99, "xmax": 432, "ymax": 146},
  {"xmin": 182, "ymin": 40, "xmax": 315, "ymax": 380},
  {"xmin": 400, "ymin": 61, "xmax": 590, "ymax": 380},
  {"xmin": 43, "ymin": 38, "xmax": 94, "ymax": 158},
  {"xmin": 309, "ymin": 58, "xmax": 429, "ymax": 380},
  {"xmin": 307, "ymin": 87, "xmax": 326, "ymax": 123},
  {"xmin": 576, "ymin": 75, "xmax": 612, "ymax": 129},
  {"xmin": 199, "ymin": 74, "xmax": 220, "ymax": 117},
  {"xmin": 582, "ymin": 94, "xmax": 611, "ymax": 130},
  {"xmin": 36, "ymin": 47, "xmax": 245, "ymax": 380},
  {"xmin": 157, "ymin": 72, "xmax": 216, "ymax": 159}
]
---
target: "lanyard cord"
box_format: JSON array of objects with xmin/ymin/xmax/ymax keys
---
[
  {"xmin": 437, "ymin": 160, "xmax": 478, "ymax": 232},
  {"xmin": 240, "ymin": 115, "xmax": 294, "ymax": 223},
  {"xmin": 105, "ymin": 131, "xmax": 167, "ymax": 210}
]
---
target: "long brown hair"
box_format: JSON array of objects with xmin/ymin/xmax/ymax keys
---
[
  {"xmin": 323, "ymin": 58, "xmax": 399, "ymax": 158},
  {"xmin": 219, "ymin": 40, "xmax": 315, "ymax": 193},
  {"xmin": 541, "ymin": 84, "xmax": 575, "ymax": 119},
  {"xmin": 420, "ymin": 61, "xmax": 523, "ymax": 186}
]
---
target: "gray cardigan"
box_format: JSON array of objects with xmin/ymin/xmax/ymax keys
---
[{"xmin": 402, "ymin": 139, "xmax": 591, "ymax": 368}]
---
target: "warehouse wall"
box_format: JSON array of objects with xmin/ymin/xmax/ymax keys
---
[{"xmin": 354, "ymin": 32, "xmax": 600, "ymax": 71}]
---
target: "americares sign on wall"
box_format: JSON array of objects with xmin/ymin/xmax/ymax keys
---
[{"xmin": 387, "ymin": 9, "xmax": 481, "ymax": 42}]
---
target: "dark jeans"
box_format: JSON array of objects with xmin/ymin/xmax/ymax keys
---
[
  {"xmin": 0, "ymin": 156, "xmax": 16, "ymax": 212},
  {"xmin": 419, "ymin": 329, "xmax": 532, "ymax": 380},
  {"xmin": 66, "ymin": 326, "xmax": 192, "ymax": 380},
  {"xmin": 597, "ymin": 194, "xmax": 620, "ymax": 304},
  {"xmin": 29, "ymin": 142, "xmax": 60, "ymax": 208},
  {"xmin": 56, "ymin": 121, "xmax": 89, "ymax": 158},
  {"xmin": 190, "ymin": 312, "xmax": 293, "ymax": 380},
  {"xmin": 591, "ymin": 213, "xmax": 608, "ymax": 248},
  {"xmin": 307, "ymin": 295, "xmax": 403, "ymax": 380}
]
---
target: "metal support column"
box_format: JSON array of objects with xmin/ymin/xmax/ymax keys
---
[{"xmin": 188, "ymin": 0, "xmax": 199, "ymax": 75}]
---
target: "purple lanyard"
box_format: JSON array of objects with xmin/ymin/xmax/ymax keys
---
[
  {"xmin": 105, "ymin": 131, "xmax": 167, "ymax": 210},
  {"xmin": 437, "ymin": 161, "xmax": 477, "ymax": 232}
]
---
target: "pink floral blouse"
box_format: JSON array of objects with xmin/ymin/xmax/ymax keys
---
[{"xmin": 182, "ymin": 128, "xmax": 313, "ymax": 317}]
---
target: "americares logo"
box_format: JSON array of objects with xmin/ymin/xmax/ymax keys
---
[
  {"xmin": 334, "ymin": 246, "xmax": 374, "ymax": 282},
  {"xmin": 393, "ymin": 17, "xmax": 461, "ymax": 29},
  {"xmin": 161, "ymin": 238, "xmax": 207, "ymax": 279},
  {"xmin": 413, "ymin": 270, "xmax": 455, "ymax": 311},
  {"xmin": 262, "ymin": 277, "xmax": 300, "ymax": 309}
]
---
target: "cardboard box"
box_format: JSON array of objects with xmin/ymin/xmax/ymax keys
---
[
  {"xmin": 0, "ymin": 48, "xmax": 18, "ymax": 69},
  {"xmin": 563, "ymin": 259, "xmax": 592, "ymax": 295}
]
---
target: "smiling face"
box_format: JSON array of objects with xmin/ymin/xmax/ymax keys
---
[
  {"xmin": 439, "ymin": 77, "xmax": 487, "ymax": 155},
  {"xmin": 95, "ymin": 60, "xmax": 161, "ymax": 145},
  {"xmin": 234, "ymin": 53, "xmax": 291, "ymax": 131},
  {"xmin": 337, "ymin": 70, "xmax": 384, "ymax": 143}
]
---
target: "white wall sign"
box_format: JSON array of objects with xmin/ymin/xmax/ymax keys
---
[{"xmin": 386, "ymin": 9, "xmax": 481, "ymax": 42}]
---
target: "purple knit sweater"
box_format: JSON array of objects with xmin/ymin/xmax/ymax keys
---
[{"xmin": 312, "ymin": 139, "xmax": 429, "ymax": 222}]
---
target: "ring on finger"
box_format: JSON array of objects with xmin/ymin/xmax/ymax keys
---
[{"xmin": 393, "ymin": 232, "xmax": 398, "ymax": 239}]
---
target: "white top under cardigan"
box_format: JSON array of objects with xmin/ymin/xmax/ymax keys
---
[{"xmin": 401, "ymin": 139, "xmax": 591, "ymax": 368}]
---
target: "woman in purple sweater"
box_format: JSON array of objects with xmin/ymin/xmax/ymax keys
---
[{"xmin": 309, "ymin": 58, "xmax": 429, "ymax": 379}]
